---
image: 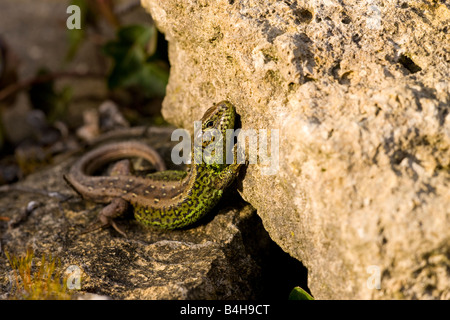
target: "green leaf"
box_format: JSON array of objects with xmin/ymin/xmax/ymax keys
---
[
  {"xmin": 288, "ymin": 286, "xmax": 314, "ymax": 300},
  {"xmin": 118, "ymin": 25, "xmax": 155, "ymax": 48},
  {"xmin": 103, "ymin": 25, "xmax": 168, "ymax": 97},
  {"xmin": 128, "ymin": 62, "xmax": 169, "ymax": 96}
]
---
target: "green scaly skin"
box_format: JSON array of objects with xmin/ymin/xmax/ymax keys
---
[{"xmin": 65, "ymin": 101, "xmax": 241, "ymax": 229}]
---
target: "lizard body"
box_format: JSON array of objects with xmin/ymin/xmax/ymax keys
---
[{"xmin": 65, "ymin": 101, "xmax": 241, "ymax": 230}]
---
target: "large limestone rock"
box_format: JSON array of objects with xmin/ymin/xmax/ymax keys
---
[{"xmin": 141, "ymin": 0, "xmax": 450, "ymax": 299}]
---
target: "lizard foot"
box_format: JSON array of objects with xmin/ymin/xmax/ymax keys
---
[{"xmin": 78, "ymin": 198, "xmax": 129, "ymax": 237}]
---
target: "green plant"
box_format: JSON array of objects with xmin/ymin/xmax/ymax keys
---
[
  {"xmin": 103, "ymin": 24, "xmax": 169, "ymax": 97},
  {"xmin": 288, "ymin": 286, "xmax": 314, "ymax": 300},
  {"xmin": 5, "ymin": 249, "xmax": 72, "ymax": 300}
]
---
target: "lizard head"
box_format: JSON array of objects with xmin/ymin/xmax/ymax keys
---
[
  {"xmin": 201, "ymin": 100, "xmax": 235, "ymax": 134},
  {"xmin": 194, "ymin": 101, "xmax": 236, "ymax": 166}
]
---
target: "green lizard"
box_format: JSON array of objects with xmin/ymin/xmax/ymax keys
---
[{"xmin": 64, "ymin": 101, "xmax": 242, "ymax": 232}]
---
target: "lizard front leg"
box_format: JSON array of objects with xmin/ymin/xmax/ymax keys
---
[
  {"xmin": 213, "ymin": 163, "xmax": 242, "ymax": 190},
  {"xmin": 213, "ymin": 144, "xmax": 244, "ymax": 190}
]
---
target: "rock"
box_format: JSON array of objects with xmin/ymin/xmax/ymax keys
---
[
  {"xmin": 0, "ymin": 127, "xmax": 306, "ymax": 299},
  {"xmin": 141, "ymin": 0, "xmax": 450, "ymax": 299}
]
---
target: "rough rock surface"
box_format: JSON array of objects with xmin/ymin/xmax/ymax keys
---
[
  {"xmin": 141, "ymin": 0, "xmax": 450, "ymax": 299},
  {"xmin": 0, "ymin": 128, "xmax": 302, "ymax": 299}
]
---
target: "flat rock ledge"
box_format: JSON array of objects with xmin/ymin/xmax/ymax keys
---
[
  {"xmin": 0, "ymin": 128, "xmax": 304, "ymax": 299},
  {"xmin": 141, "ymin": 0, "xmax": 450, "ymax": 299}
]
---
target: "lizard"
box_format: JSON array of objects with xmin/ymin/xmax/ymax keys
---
[{"xmin": 64, "ymin": 101, "xmax": 242, "ymax": 233}]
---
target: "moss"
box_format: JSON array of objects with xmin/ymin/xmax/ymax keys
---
[
  {"xmin": 264, "ymin": 69, "xmax": 282, "ymax": 86},
  {"xmin": 260, "ymin": 48, "xmax": 279, "ymax": 63},
  {"xmin": 5, "ymin": 249, "xmax": 73, "ymax": 300},
  {"xmin": 209, "ymin": 26, "xmax": 223, "ymax": 46}
]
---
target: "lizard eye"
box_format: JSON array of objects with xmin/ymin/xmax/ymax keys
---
[{"xmin": 205, "ymin": 120, "xmax": 214, "ymax": 128}]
